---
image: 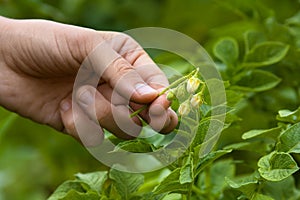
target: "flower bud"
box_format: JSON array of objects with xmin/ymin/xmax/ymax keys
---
[
  {"xmin": 178, "ymin": 100, "xmax": 191, "ymax": 116},
  {"xmin": 166, "ymin": 90, "xmax": 176, "ymax": 101},
  {"xmin": 175, "ymin": 84, "xmax": 187, "ymax": 99},
  {"xmin": 186, "ymin": 77, "xmax": 201, "ymax": 94},
  {"xmin": 190, "ymin": 93, "xmax": 203, "ymax": 108}
]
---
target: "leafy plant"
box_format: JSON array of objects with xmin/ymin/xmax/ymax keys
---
[
  {"xmin": 49, "ymin": 4, "xmax": 300, "ymax": 198},
  {"xmin": 0, "ymin": 0, "xmax": 300, "ymax": 199}
]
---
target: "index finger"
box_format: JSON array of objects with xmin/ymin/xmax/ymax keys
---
[{"xmin": 105, "ymin": 32, "xmax": 169, "ymax": 88}]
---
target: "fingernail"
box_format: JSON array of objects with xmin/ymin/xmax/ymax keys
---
[
  {"xmin": 135, "ymin": 83, "xmax": 157, "ymax": 95},
  {"xmin": 60, "ymin": 100, "xmax": 71, "ymax": 112},
  {"xmin": 78, "ymin": 89, "xmax": 94, "ymax": 106}
]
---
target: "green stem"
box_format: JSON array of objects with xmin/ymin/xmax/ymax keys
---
[
  {"xmin": 187, "ymin": 183, "xmax": 193, "ymax": 200},
  {"xmin": 200, "ymin": 83, "xmax": 206, "ymax": 94},
  {"xmin": 204, "ymin": 166, "xmax": 212, "ymax": 199},
  {"xmin": 159, "ymin": 68, "xmax": 198, "ymax": 95},
  {"xmin": 192, "ymin": 185, "xmax": 205, "ymax": 195},
  {"xmin": 129, "ymin": 104, "xmax": 148, "ymax": 118},
  {"xmin": 130, "ymin": 68, "xmax": 198, "ymax": 117}
]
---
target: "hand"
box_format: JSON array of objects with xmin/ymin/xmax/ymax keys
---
[{"xmin": 0, "ymin": 17, "xmax": 178, "ymax": 145}]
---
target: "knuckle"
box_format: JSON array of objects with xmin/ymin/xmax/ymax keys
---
[
  {"xmin": 95, "ymin": 103, "xmax": 111, "ymax": 125},
  {"xmin": 109, "ymin": 58, "xmax": 135, "ymax": 85},
  {"xmin": 116, "ymin": 32, "xmax": 134, "ymax": 42},
  {"xmin": 64, "ymin": 117, "xmax": 77, "ymax": 137}
]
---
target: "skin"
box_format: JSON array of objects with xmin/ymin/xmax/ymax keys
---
[{"xmin": 0, "ymin": 16, "xmax": 178, "ymax": 145}]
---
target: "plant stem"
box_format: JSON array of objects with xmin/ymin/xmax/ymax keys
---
[
  {"xmin": 192, "ymin": 185, "xmax": 205, "ymax": 195},
  {"xmin": 187, "ymin": 183, "xmax": 192, "ymax": 200},
  {"xmin": 129, "ymin": 105, "xmax": 148, "ymax": 118},
  {"xmin": 130, "ymin": 68, "xmax": 199, "ymax": 118}
]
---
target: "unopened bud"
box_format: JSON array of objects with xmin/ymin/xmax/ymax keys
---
[
  {"xmin": 190, "ymin": 93, "xmax": 203, "ymax": 108},
  {"xmin": 186, "ymin": 77, "xmax": 201, "ymax": 94},
  {"xmin": 175, "ymin": 84, "xmax": 187, "ymax": 99},
  {"xmin": 166, "ymin": 90, "xmax": 176, "ymax": 101},
  {"xmin": 178, "ymin": 100, "xmax": 191, "ymax": 116}
]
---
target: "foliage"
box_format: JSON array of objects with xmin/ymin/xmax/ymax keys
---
[{"xmin": 0, "ymin": 0, "xmax": 300, "ymax": 199}]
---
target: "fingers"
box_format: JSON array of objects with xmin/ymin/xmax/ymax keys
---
[
  {"xmin": 147, "ymin": 88, "xmax": 178, "ymax": 133},
  {"xmin": 59, "ymin": 98, "xmax": 104, "ymax": 147},
  {"xmin": 130, "ymin": 96, "xmax": 178, "ymax": 134},
  {"xmin": 109, "ymin": 33, "xmax": 178, "ymax": 133},
  {"xmin": 104, "ymin": 33, "xmax": 178, "ymax": 133},
  {"xmin": 85, "ymin": 42, "xmax": 159, "ymax": 104},
  {"xmin": 96, "ymin": 82, "xmax": 178, "ymax": 136},
  {"xmin": 103, "ymin": 32, "xmax": 169, "ymax": 88},
  {"xmin": 87, "ymin": 33, "xmax": 169, "ymax": 103},
  {"xmin": 75, "ymin": 85, "xmax": 142, "ymax": 139},
  {"xmin": 103, "ymin": 57, "xmax": 159, "ymax": 104},
  {"xmin": 60, "ymin": 84, "xmax": 177, "ymax": 144},
  {"xmin": 148, "ymin": 106, "xmax": 178, "ymax": 134},
  {"xmin": 76, "ymin": 32, "xmax": 178, "ymax": 137},
  {"xmin": 109, "ymin": 33, "xmax": 170, "ymax": 88}
]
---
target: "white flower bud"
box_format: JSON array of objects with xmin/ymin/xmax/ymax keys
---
[
  {"xmin": 190, "ymin": 93, "xmax": 203, "ymax": 108},
  {"xmin": 186, "ymin": 77, "xmax": 201, "ymax": 94},
  {"xmin": 178, "ymin": 101, "xmax": 190, "ymax": 116}
]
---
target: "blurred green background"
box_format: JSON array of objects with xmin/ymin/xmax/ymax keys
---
[{"xmin": 0, "ymin": 0, "xmax": 299, "ymax": 199}]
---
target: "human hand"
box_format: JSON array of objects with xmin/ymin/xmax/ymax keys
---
[{"xmin": 0, "ymin": 17, "xmax": 178, "ymax": 144}]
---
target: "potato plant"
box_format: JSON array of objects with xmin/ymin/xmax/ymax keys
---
[{"xmin": 48, "ymin": 5, "xmax": 300, "ymax": 200}]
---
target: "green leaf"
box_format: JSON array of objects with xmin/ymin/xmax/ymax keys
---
[
  {"xmin": 109, "ymin": 168, "xmax": 144, "ymax": 200},
  {"xmin": 243, "ymin": 42, "xmax": 289, "ymax": 68},
  {"xmin": 242, "ymin": 126, "xmax": 281, "ymax": 140},
  {"xmin": 137, "ymin": 192, "xmax": 166, "ymax": 200},
  {"xmin": 277, "ymin": 122, "xmax": 300, "ymax": 153},
  {"xmin": 153, "ymin": 168, "xmax": 189, "ymax": 194},
  {"xmin": 262, "ymin": 176, "xmax": 300, "ymax": 200},
  {"xmin": 113, "ymin": 139, "xmax": 154, "ymax": 153},
  {"xmin": 252, "ymin": 193, "xmax": 274, "ymax": 200},
  {"xmin": 225, "ymin": 90, "xmax": 244, "ymax": 107},
  {"xmin": 179, "ymin": 154, "xmax": 194, "ymax": 184},
  {"xmin": 192, "ymin": 118, "xmax": 224, "ymax": 149},
  {"xmin": 180, "ymin": 116, "xmax": 199, "ymax": 129},
  {"xmin": 0, "ymin": 113, "xmax": 18, "ymax": 141},
  {"xmin": 276, "ymin": 107, "xmax": 300, "ymax": 124},
  {"xmin": 226, "ymin": 175, "xmax": 258, "ymax": 198},
  {"xmin": 232, "ymin": 70, "xmax": 281, "ymax": 92},
  {"xmin": 49, "ymin": 189, "xmax": 99, "ymax": 200},
  {"xmin": 244, "ymin": 30, "xmax": 266, "ymax": 52},
  {"xmin": 75, "ymin": 171, "xmax": 108, "ymax": 194},
  {"xmin": 211, "ymin": 160, "xmax": 235, "ymax": 194},
  {"xmin": 194, "ymin": 149, "xmax": 232, "ymax": 176},
  {"xmin": 161, "ymin": 193, "xmax": 182, "ymax": 200},
  {"xmin": 197, "ymin": 159, "xmax": 235, "ymax": 197},
  {"xmin": 48, "ymin": 181, "xmax": 100, "ymax": 200},
  {"xmin": 213, "ymin": 37, "xmax": 239, "ymax": 66},
  {"xmin": 224, "ymin": 141, "xmax": 271, "ymax": 154},
  {"xmin": 286, "ymin": 11, "xmax": 300, "ymax": 26},
  {"xmin": 258, "ymin": 152, "xmax": 299, "ymax": 181}
]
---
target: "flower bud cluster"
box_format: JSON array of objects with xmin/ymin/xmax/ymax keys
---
[
  {"xmin": 167, "ymin": 70, "xmax": 205, "ymax": 116},
  {"xmin": 130, "ymin": 68, "xmax": 205, "ymax": 118}
]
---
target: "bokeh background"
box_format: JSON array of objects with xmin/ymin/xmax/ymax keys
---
[{"xmin": 0, "ymin": 0, "xmax": 299, "ymax": 199}]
